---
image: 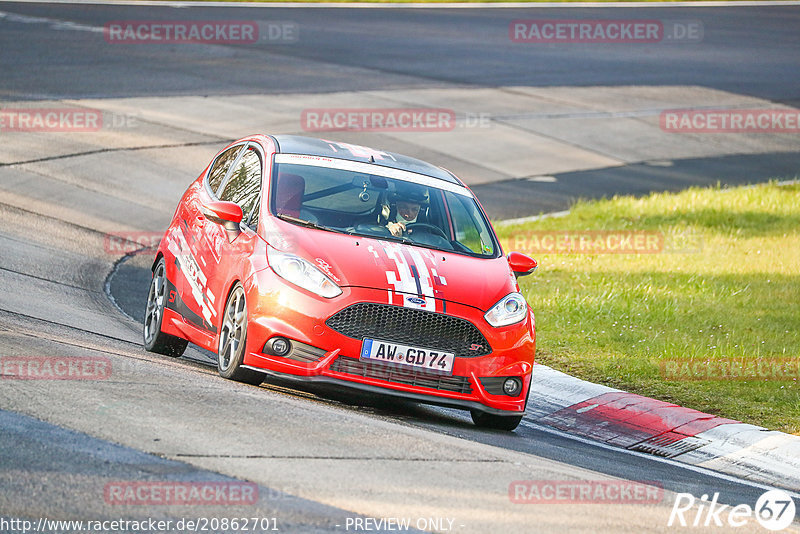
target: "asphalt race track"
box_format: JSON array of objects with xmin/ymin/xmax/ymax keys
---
[
  {"xmin": 2, "ymin": 3, "xmax": 799, "ymax": 99},
  {"xmin": 1, "ymin": 2, "xmax": 799, "ymax": 533},
  {"xmin": 2, "ymin": 1, "xmax": 800, "ymax": 218}
]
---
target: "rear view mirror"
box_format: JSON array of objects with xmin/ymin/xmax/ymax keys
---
[
  {"xmin": 507, "ymin": 251, "xmax": 537, "ymax": 278},
  {"xmin": 201, "ymin": 201, "xmax": 243, "ymax": 242},
  {"xmin": 351, "ymin": 175, "xmax": 388, "ymax": 190}
]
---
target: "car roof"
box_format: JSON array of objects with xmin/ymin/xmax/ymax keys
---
[{"xmin": 271, "ymin": 135, "xmax": 460, "ymax": 185}]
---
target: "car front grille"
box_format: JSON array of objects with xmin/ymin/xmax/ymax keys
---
[
  {"xmin": 330, "ymin": 356, "xmax": 473, "ymax": 394},
  {"xmin": 325, "ymin": 303, "xmax": 491, "ymax": 358}
]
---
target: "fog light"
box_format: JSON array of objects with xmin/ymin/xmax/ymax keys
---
[
  {"xmin": 503, "ymin": 377, "xmax": 522, "ymax": 396},
  {"xmin": 270, "ymin": 337, "xmax": 291, "ymax": 356}
]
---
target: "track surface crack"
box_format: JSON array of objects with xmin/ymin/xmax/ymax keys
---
[{"xmin": 0, "ymin": 140, "xmax": 227, "ymax": 168}]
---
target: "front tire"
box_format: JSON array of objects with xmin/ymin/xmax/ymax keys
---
[
  {"xmin": 470, "ymin": 410, "xmax": 523, "ymax": 431},
  {"xmin": 143, "ymin": 257, "xmax": 188, "ymax": 357},
  {"xmin": 217, "ymin": 283, "xmax": 265, "ymax": 386}
]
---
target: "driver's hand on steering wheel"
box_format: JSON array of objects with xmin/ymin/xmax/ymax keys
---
[{"xmin": 387, "ymin": 221, "xmax": 406, "ymax": 237}]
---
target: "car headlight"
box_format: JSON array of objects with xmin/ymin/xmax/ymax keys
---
[
  {"xmin": 268, "ymin": 248, "xmax": 342, "ymax": 298},
  {"xmin": 485, "ymin": 292, "xmax": 528, "ymax": 327}
]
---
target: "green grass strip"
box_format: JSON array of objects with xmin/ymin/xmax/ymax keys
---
[{"xmin": 496, "ymin": 181, "xmax": 800, "ymax": 434}]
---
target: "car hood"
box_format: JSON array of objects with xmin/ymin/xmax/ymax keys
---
[{"xmin": 265, "ymin": 219, "xmax": 518, "ymax": 312}]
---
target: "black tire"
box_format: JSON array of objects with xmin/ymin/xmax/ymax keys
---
[
  {"xmin": 470, "ymin": 410, "xmax": 524, "ymax": 431},
  {"xmin": 217, "ymin": 283, "xmax": 265, "ymax": 386},
  {"xmin": 143, "ymin": 257, "xmax": 188, "ymax": 357}
]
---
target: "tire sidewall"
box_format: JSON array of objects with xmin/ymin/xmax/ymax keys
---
[
  {"xmin": 218, "ymin": 283, "xmax": 248, "ymax": 378},
  {"xmin": 143, "ymin": 258, "xmax": 166, "ymax": 351}
]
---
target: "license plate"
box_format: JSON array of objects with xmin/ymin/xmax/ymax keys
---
[{"xmin": 360, "ymin": 338, "xmax": 455, "ymax": 375}]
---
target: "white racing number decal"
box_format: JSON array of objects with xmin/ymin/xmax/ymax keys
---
[
  {"xmin": 420, "ymin": 248, "xmax": 447, "ymax": 287},
  {"xmin": 383, "ymin": 244, "xmax": 437, "ymax": 311},
  {"xmin": 167, "ymin": 228, "xmax": 217, "ymax": 325}
]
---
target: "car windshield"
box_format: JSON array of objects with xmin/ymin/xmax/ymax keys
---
[{"xmin": 270, "ymin": 155, "xmax": 498, "ymax": 258}]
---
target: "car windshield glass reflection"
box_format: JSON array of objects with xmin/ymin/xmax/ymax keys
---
[{"xmin": 271, "ymin": 162, "xmax": 497, "ymax": 258}]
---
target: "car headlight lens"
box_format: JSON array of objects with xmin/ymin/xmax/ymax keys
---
[
  {"xmin": 268, "ymin": 248, "xmax": 342, "ymax": 298},
  {"xmin": 484, "ymin": 292, "xmax": 528, "ymax": 327}
]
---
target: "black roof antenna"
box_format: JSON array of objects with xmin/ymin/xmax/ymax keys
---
[{"xmin": 369, "ymin": 155, "xmax": 375, "ymax": 163}]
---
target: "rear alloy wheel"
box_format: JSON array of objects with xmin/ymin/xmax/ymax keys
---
[
  {"xmin": 217, "ymin": 283, "xmax": 265, "ymax": 386},
  {"xmin": 470, "ymin": 410, "xmax": 523, "ymax": 431},
  {"xmin": 143, "ymin": 258, "xmax": 188, "ymax": 357}
]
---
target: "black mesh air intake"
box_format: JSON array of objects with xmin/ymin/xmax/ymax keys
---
[{"xmin": 326, "ymin": 302, "xmax": 491, "ymax": 358}]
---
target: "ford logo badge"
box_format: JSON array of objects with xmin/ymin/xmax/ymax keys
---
[{"xmin": 407, "ymin": 297, "xmax": 426, "ymax": 305}]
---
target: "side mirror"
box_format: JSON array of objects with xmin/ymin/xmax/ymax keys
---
[
  {"xmin": 201, "ymin": 201, "xmax": 243, "ymax": 242},
  {"xmin": 508, "ymin": 251, "xmax": 537, "ymax": 278}
]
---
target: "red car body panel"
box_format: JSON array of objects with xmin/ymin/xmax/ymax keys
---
[{"xmin": 152, "ymin": 135, "xmax": 536, "ymax": 416}]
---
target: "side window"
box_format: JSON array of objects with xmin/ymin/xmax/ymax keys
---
[
  {"xmin": 248, "ymin": 193, "xmax": 261, "ymax": 230},
  {"xmin": 219, "ymin": 147, "xmax": 262, "ymax": 228},
  {"xmin": 207, "ymin": 145, "xmax": 243, "ymax": 195},
  {"xmin": 445, "ymin": 192, "xmax": 495, "ymax": 256}
]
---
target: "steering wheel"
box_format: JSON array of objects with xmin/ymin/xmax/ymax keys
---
[{"xmin": 405, "ymin": 223, "xmax": 448, "ymax": 240}]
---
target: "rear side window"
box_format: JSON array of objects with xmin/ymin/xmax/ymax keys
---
[
  {"xmin": 207, "ymin": 145, "xmax": 243, "ymax": 195},
  {"xmin": 219, "ymin": 147, "xmax": 262, "ymax": 228}
]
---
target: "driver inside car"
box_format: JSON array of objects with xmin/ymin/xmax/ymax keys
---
[{"xmin": 386, "ymin": 184, "xmax": 429, "ymax": 237}]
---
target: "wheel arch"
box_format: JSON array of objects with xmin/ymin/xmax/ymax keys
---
[{"xmin": 151, "ymin": 251, "xmax": 164, "ymax": 273}]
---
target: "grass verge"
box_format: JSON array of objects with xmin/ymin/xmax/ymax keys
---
[{"xmin": 496, "ymin": 181, "xmax": 800, "ymax": 434}]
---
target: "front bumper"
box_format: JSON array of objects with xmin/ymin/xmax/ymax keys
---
[{"xmin": 241, "ymin": 283, "xmax": 535, "ymax": 415}]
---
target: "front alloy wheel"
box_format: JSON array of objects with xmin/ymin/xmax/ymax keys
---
[
  {"xmin": 143, "ymin": 257, "xmax": 188, "ymax": 357},
  {"xmin": 217, "ymin": 283, "xmax": 265, "ymax": 385}
]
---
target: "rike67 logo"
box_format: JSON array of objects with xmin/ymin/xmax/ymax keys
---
[{"xmin": 669, "ymin": 490, "xmax": 797, "ymax": 531}]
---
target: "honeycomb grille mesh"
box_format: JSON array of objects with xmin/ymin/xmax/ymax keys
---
[{"xmin": 326, "ymin": 303, "xmax": 491, "ymax": 358}]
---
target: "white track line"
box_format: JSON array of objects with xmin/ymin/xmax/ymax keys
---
[{"xmin": 494, "ymin": 209, "xmax": 571, "ymax": 227}]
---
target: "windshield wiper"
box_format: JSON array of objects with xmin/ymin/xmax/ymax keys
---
[
  {"xmin": 344, "ymin": 229, "xmax": 415, "ymax": 245},
  {"xmin": 383, "ymin": 234, "xmax": 418, "ymax": 245},
  {"xmin": 276, "ymin": 213, "xmax": 351, "ymax": 235},
  {"xmin": 353, "ymin": 231, "xmax": 447, "ymax": 251}
]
